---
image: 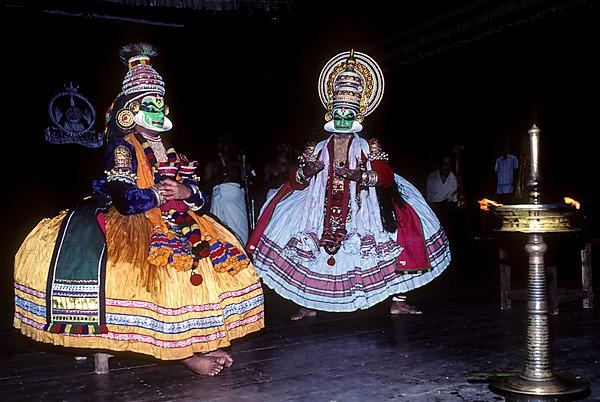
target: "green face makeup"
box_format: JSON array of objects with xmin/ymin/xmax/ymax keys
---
[
  {"xmin": 139, "ymin": 95, "xmax": 166, "ymax": 129},
  {"xmin": 333, "ymin": 108, "xmax": 356, "ymax": 131}
]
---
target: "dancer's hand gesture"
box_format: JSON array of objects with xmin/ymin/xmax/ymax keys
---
[
  {"xmin": 334, "ymin": 167, "xmax": 361, "ymax": 182},
  {"xmin": 160, "ymin": 178, "xmax": 192, "ymax": 200},
  {"xmin": 303, "ymin": 161, "xmax": 325, "ymax": 178}
]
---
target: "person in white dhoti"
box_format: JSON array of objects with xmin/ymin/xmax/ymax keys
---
[
  {"xmin": 203, "ymin": 135, "xmax": 250, "ymax": 244},
  {"xmin": 210, "ymin": 182, "xmax": 249, "ymax": 244},
  {"xmin": 426, "ymin": 156, "xmax": 458, "ymax": 204}
]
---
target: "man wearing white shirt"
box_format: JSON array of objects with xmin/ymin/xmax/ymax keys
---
[
  {"xmin": 426, "ymin": 156, "xmax": 459, "ymax": 260},
  {"xmin": 426, "ymin": 156, "xmax": 458, "ymax": 204}
]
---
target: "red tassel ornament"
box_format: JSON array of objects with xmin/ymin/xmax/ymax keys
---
[{"xmin": 190, "ymin": 273, "xmax": 203, "ymax": 286}]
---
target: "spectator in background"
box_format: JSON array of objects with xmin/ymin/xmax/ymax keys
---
[
  {"xmin": 203, "ymin": 134, "xmax": 251, "ymax": 244},
  {"xmin": 426, "ymin": 155, "xmax": 458, "ymax": 206},
  {"xmin": 495, "ymin": 143, "xmax": 519, "ymax": 203},
  {"xmin": 426, "ymin": 155, "xmax": 459, "ymax": 244},
  {"xmin": 263, "ymin": 143, "xmax": 296, "ymax": 201}
]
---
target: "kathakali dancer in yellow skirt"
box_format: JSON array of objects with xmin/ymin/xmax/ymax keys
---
[{"xmin": 14, "ymin": 43, "xmax": 264, "ymax": 376}]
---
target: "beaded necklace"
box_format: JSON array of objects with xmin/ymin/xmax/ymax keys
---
[{"xmin": 134, "ymin": 133, "xmax": 179, "ymax": 182}]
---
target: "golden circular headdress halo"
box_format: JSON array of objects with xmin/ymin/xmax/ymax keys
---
[{"xmin": 318, "ymin": 50, "xmax": 385, "ymax": 122}]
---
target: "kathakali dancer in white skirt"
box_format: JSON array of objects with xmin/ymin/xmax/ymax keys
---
[
  {"xmin": 247, "ymin": 50, "xmax": 451, "ymax": 320},
  {"xmin": 14, "ymin": 43, "xmax": 264, "ymax": 375}
]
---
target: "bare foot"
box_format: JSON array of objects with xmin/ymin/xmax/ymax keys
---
[
  {"xmin": 205, "ymin": 349, "xmax": 233, "ymax": 368},
  {"xmin": 390, "ymin": 300, "xmax": 423, "ymax": 315},
  {"xmin": 291, "ymin": 307, "xmax": 317, "ymax": 321},
  {"xmin": 182, "ymin": 355, "xmax": 225, "ymax": 376}
]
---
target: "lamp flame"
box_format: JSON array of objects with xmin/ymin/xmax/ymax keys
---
[
  {"xmin": 563, "ymin": 197, "xmax": 580, "ymax": 210},
  {"xmin": 478, "ymin": 198, "xmax": 504, "ymax": 212}
]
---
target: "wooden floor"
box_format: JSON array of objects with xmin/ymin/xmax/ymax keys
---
[{"xmin": 1, "ymin": 240, "xmax": 598, "ymax": 402}]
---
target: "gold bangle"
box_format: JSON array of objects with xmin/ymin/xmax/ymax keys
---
[
  {"xmin": 368, "ymin": 170, "xmax": 378, "ymax": 186},
  {"xmin": 296, "ymin": 167, "xmax": 309, "ymax": 184},
  {"xmin": 151, "ymin": 185, "xmax": 166, "ymax": 205},
  {"xmin": 361, "ymin": 171, "xmax": 369, "ymax": 186},
  {"xmin": 361, "ymin": 170, "xmax": 378, "ymax": 187}
]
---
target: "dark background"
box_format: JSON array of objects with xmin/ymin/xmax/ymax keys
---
[{"xmin": 2, "ymin": 0, "xmax": 599, "ymax": 318}]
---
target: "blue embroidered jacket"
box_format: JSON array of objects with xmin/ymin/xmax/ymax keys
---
[{"xmin": 93, "ymin": 136, "xmax": 207, "ymax": 215}]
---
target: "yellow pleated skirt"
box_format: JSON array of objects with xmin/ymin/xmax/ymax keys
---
[{"xmin": 14, "ymin": 208, "xmax": 264, "ymax": 361}]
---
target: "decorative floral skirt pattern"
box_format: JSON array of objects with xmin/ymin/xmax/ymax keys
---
[{"xmin": 252, "ymin": 174, "xmax": 451, "ymax": 312}]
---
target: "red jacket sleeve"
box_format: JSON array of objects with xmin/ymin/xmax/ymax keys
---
[{"xmin": 371, "ymin": 160, "xmax": 394, "ymax": 188}]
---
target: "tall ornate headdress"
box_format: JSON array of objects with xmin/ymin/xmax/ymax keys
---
[
  {"xmin": 119, "ymin": 43, "xmax": 165, "ymax": 96},
  {"xmin": 318, "ymin": 50, "xmax": 385, "ymax": 124},
  {"xmin": 105, "ymin": 43, "xmax": 171, "ymax": 137}
]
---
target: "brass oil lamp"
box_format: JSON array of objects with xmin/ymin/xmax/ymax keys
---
[{"xmin": 488, "ymin": 124, "xmax": 590, "ymax": 401}]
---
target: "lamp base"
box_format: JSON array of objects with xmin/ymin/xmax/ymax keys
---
[{"xmin": 490, "ymin": 372, "xmax": 590, "ymax": 401}]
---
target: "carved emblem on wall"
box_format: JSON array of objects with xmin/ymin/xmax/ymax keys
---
[{"xmin": 45, "ymin": 82, "xmax": 103, "ymax": 148}]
